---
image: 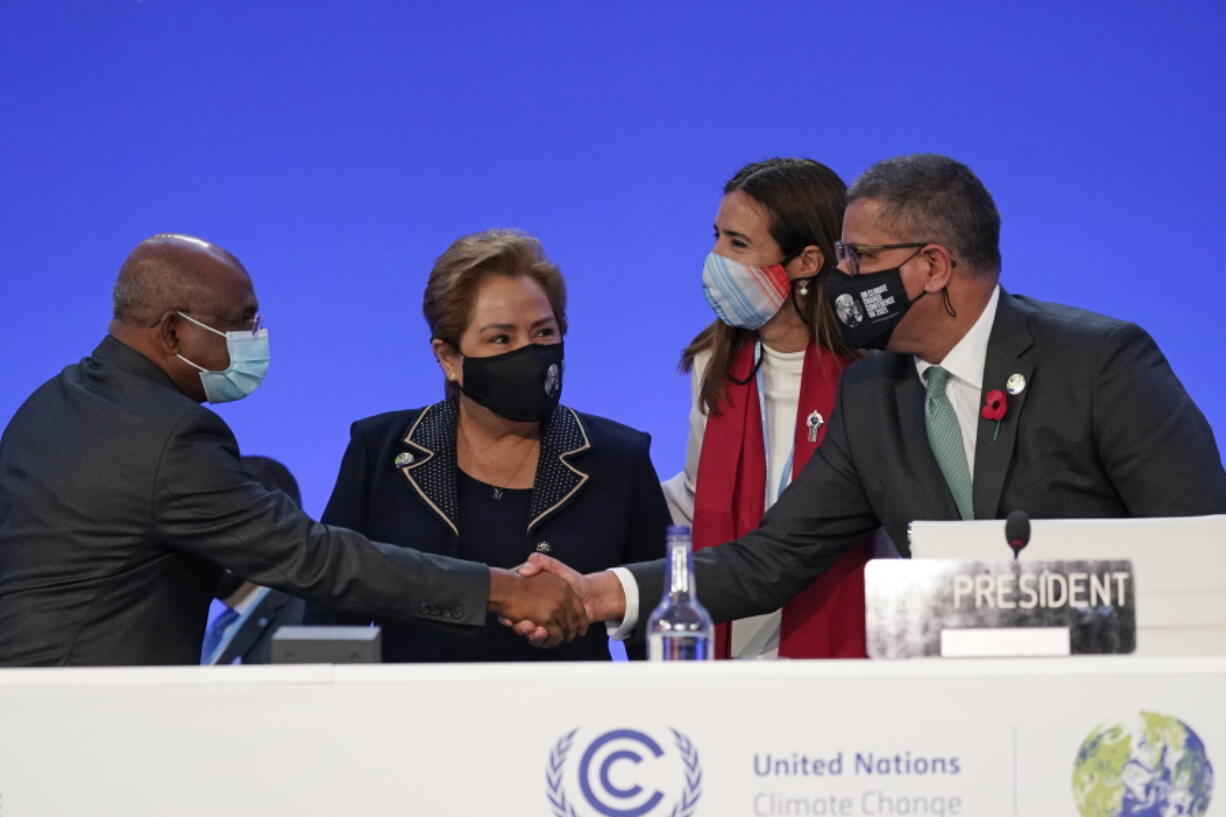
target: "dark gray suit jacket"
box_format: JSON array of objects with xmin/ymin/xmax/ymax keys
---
[
  {"xmin": 628, "ymin": 292, "xmax": 1226, "ymax": 624},
  {"xmin": 0, "ymin": 337, "xmax": 489, "ymax": 666}
]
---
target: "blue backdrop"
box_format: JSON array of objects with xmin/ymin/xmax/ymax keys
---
[{"xmin": 3, "ymin": 1, "xmax": 1224, "ymax": 517}]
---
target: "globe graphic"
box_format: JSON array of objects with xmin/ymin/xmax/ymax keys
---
[{"xmin": 1073, "ymin": 711, "xmax": 1213, "ymax": 816}]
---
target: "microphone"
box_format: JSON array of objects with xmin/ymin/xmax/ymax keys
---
[{"xmin": 1005, "ymin": 510, "xmax": 1030, "ymax": 560}]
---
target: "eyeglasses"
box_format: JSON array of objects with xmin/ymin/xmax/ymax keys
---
[
  {"xmin": 211, "ymin": 313, "xmax": 263, "ymax": 334},
  {"xmin": 834, "ymin": 241, "xmax": 930, "ymax": 277},
  {"xmin": 175, "ymin": 311, "xmax": 264, "ymax": 335}
]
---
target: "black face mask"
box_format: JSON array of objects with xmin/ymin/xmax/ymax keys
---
[
  {"xmin": 825, "ymin": 264, "xmax": 927, "ymax": 351},
  {"xmin": 460, "ymin": 341, "xmax": 564, "ymax": 422}
]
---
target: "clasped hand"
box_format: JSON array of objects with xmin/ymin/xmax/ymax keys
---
[
  {"xmin": 488, "ymin": 559, "xmax": 589, "ymax": 648},
  {"xmin": 495, "ymin": 554, "xmax": 625, "ymax": 647}
]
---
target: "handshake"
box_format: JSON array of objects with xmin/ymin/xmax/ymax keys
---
[{"xmin": 486, "ymin": 554, "xmax": 627, "ymax": 647}]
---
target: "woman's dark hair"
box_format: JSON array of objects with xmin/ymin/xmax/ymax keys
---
[{"xmin": 681, "ymin": 158, "xmax": 851, "ymax": 413}]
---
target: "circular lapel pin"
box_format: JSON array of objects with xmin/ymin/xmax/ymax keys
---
[
  {"xmin": 1006, "ymin": 373, "xmax": 1027, "ymax": 395},
  {"xmin": 394, "ymin": 452, "xmax": 415, "ymax": 467}
]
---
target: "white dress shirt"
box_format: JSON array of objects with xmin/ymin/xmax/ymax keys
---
[
  {"xmin": 913, "ymin": 285, "xmax": 1000, "ymax": 478},
  {"xmin": 618, "ymin": 286, "xmax": 1002, "ymax": 639}
]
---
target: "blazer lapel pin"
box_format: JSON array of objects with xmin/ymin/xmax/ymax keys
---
[
  {"xmin": 806, "ymin": 411, "xmax": 825, "ymax": 443},
  {"xmin": 394, "ymin": 452, "xmax": 415, "ymax": 468},
  {"xmin": 981, "ymin": 389, "xmax": 1008, "ymax": 440},
  {"xmin": 1006, "ymin": 373, "xmax": 1027, "ymax": 395}
]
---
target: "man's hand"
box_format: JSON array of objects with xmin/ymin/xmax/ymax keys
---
[
  {"xmin": 501, "ymin": 554, "xmax": 627, "ymax": 646},
  {"xmin": 487, "ymin": 567, "xmax": 587, "ymax": 648}
]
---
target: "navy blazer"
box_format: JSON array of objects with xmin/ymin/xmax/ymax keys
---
[{"xmin": 306, "ymin": 399, "xmax": 669, "ymax": 661}]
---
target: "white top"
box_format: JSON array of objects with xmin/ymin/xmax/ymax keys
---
[
  {"xmin": 656, "ymin": 343, "xmax": 804, "ymax": 659},
  {"xmin": 761, "ymin": 344, "xmax": 806, "ymax": 504},
  {"xmin": 913, "ymin": 285, "xmax": 1001, "ymax": 479},
  {"xmin": 616, "ymin": 288, "xmax": 1005, "ymax": 641}
]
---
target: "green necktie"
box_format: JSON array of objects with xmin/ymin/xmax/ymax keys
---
[{"xmin": 924, "ymin": 366, "xmax": 974, "ymax": 520}]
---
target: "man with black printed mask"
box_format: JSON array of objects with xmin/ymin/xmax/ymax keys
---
[{"xmin": 517, "ymin": 154, "xmax": 1226, "ymax": 644}]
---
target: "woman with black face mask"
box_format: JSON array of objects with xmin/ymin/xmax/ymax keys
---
[
  {"xmin": 662, "ymin": 158, "xmax": 877, "ymax": 660},
  {"xmin": 303, "ymin": 229, "xmax": 669, "ymax": 661}
]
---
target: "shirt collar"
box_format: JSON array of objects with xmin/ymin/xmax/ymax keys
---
[{"xmin": 914, "ymin": 285, "xmax": 1001, "ymax": 389}]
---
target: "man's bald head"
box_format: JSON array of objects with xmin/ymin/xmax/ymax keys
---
[
  {"xmin": 107, "ymin": 234, "xmax": 260, "ymax": 402},
  {"xmin": 112, "ymin": 234, "xmax": 249, "ymax": 325}
]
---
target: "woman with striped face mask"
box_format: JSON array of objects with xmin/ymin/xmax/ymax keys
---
[{"xmin": 661, "ymin": 158, "xmax": 877, "ymax": 661}]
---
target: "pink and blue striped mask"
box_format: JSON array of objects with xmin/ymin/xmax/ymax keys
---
[{"xmin": 701, "ymin": 252, "xmax": 791, "ymax": 329}]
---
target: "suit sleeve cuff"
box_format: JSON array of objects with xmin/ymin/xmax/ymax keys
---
[{"xmin": 604, "ymin": 567, "xmax": 640, "ymax": 641}]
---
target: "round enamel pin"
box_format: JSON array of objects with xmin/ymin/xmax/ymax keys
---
[
  {"xmin": 1006, "ymin": 373, "xmax": 1027, "ymax": 395},
  {"xmin": 394, "ymin": 452, "xmax": 415, "ymax": 467}
]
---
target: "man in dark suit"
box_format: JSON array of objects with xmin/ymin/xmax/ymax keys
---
[
  {"xmin": 519, "ymin": 154, "xmax": 1226, "ymax": 635},
  {"xmin": 0, "ymin": 234, "xmax": 584, "ymax": 666},
  {"xmin": 202, "ymin": 456, "xmax": 307, "ymax": 665}
]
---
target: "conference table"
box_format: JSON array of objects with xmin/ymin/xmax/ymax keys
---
[{"xmin": 0, "ymin": 656, "xmax": 1218, "ymax": 816}]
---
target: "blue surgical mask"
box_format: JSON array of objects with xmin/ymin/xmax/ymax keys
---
[{"xmin": 175, "ymin": 311, "xmax": 270, "ymax": 403}]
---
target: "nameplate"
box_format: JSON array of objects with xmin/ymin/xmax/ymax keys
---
[
  {"xmin": 270, "ymin": 625, "xmax": 383, "ymax": 664},
  {"xmin": 865, "ymin": 559, "xmax": 1135, "ymax": 658}
]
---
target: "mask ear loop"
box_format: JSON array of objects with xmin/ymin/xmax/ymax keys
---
[
  {"xmin": 727, "ymin": 340, "xmax": 764, "ymax": 385},
  {"xmin": 729, "ymin": 246, "xmax": 802, "ymax": 386},
  {"xmin": 773, "ymin": 246, "xmax": 812, "ymax": 324},
  {"xmin": 942, "ymin": 257, "xmax": 959, "ymax": 318},
  {"xmin": 942, "ymin": 289, "xmax": 958, "ymax": 318},
  {"xmin": 909, "ymin": 247, "xmax": 959, "ymax": 318}
]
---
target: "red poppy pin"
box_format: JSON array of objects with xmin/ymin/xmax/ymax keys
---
[{"xmin": 981, "ymin": 389, "xmax": 1007, "ymax": 440}]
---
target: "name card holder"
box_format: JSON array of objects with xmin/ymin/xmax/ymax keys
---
[
  {"xmin": 939, "ymin": 627, "xmax": 1070, "ymax": 657},
  {"xmin": 865, "ymin": 559, "xmax": 1135, "ymax": 659}
]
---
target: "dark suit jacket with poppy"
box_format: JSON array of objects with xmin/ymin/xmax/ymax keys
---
[
  {"xmin": 305, "ymin": 399, "xmax": 670, "ymax": 661},
  {"xmin": 626, "ymin": 291, "xmax": 1226, "ymax": 626}
]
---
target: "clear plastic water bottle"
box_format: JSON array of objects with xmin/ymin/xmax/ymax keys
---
[{"xmin": 647, "ymin": 526, "xmax": 714, "ymax": 660}]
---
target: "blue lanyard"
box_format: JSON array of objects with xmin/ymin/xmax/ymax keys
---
[{"xmin": 753, "ymin": 341, "xmax": 796, "ymax": 506}]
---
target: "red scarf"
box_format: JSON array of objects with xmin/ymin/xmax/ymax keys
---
[{"xmin": 692, "ymin": 340, "xmax": 870, "ymax": 659}]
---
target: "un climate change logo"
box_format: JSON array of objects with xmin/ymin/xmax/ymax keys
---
[
  {"xmin": 1073, "ymin": 711, "xmax": 1213, "ymax": 817},
  {"xmin": 546, "ymin": 727, "xmax": 702, "ymax": 817}
]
